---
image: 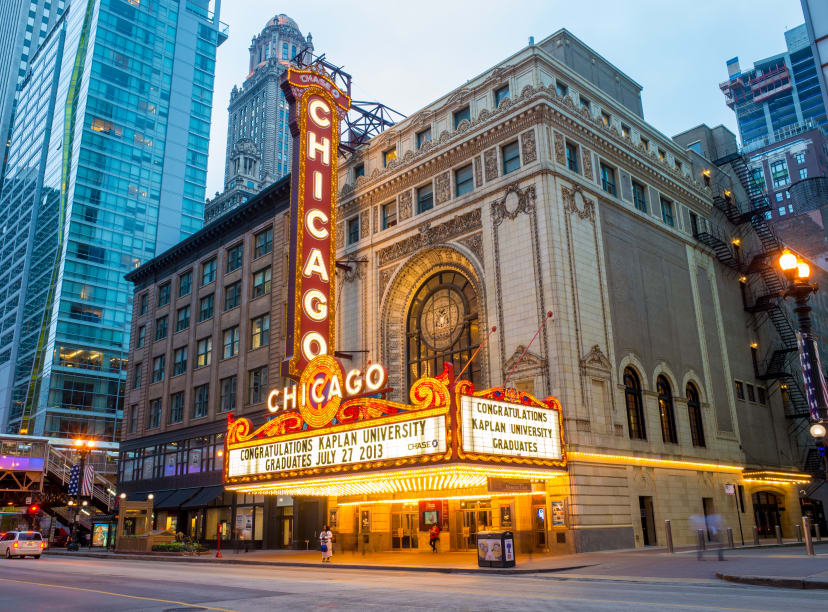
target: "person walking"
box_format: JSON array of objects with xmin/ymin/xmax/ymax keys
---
[
  {"xmin": 429, "ymin": 523, "xmax": 440, "ymax": 554},
  {"xmin": 320, "ymin": 524, "xmax": 333, "ymax": 563}
]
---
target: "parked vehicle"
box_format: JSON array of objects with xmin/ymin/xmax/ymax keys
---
[{"xmin": 0, "ymin": 531, "xmax": 46, "ymax": 559}]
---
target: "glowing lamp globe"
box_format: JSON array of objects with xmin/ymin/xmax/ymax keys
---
[
  {"xmin": 810, "ymin": 422, "xmax": 827, "ymax": 439},
  {"xmin": 779, "ymin": 250, "xmax": 797, "ymax": 272},
  {"xmin": 797, "ymin": 262, "xmax": 811, "ymax": 280}
]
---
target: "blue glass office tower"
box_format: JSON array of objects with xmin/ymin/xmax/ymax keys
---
[
  {"xmin": 0, "ymin": 0, "xmax": 226, "ymax": 446},
  {"xmin": 721, "ymin": 24, "xmax": 828, "ymax": 146}
]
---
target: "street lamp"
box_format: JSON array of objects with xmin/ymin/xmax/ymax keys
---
[{"xmin": 68, "ymin": 438, "xmax": 96, "ymax": 551}]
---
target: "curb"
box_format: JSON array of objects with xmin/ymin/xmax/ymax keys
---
[
  {"xmin": 44, "ymin": 551, "xmax": 594, "ymax": 575},
  {"xmin": 716, "ymin": 572, "xmax": 828, "ymax": 590}
]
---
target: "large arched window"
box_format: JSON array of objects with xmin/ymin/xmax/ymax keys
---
[
  {"xmin": 624, "ymin": 367, "xmax": 646, "ymax": 440},
  {"xmin": 657, "ymin": 375, "xmax": 678, "ymax": 444},
  {"xmin": 686, "ymin": 383, "xmax": 705, "ymax": 447},
  {"xmin": 406, "ymin": 271, "xmax": 480, "ymax": 388}
]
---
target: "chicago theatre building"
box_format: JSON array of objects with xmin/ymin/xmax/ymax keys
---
[{"xmin": 121, "ymin": 29, "xmax": 815, "ymax": 554}]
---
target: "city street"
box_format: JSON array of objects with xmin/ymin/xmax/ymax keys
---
[{"xmin": 0, "ymin": 553, "xmax": 825, "ymax": 611}]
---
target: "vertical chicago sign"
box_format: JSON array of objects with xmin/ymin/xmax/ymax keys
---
[{"xmin": 280, "ymin": 68, "xmax": 351, "ymax": 380}]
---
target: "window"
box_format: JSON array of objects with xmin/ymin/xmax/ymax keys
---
[
  {"xmin": 252, "ymin": 268, "xmax": 271, "ymax": 298},
  {"xmin": 660, "ymin": 197, "xmax": 675, "ymax": 227},
  {"xmin": 417, "ymin": 183, "xmax": 434, "ymax": 214},
  {"xmin": 686, "ymin": 383, "xmax": 705, "ymax": 447},
  {"xmin": 157, "ymin": 283, "xmax": 170, "ymax": 307},
  {"xmin": 556, "ymin": 81, "xmax": 568, "ymax": 97},
  {"xmin": 778, "ymin": 206, "xmax": 787, "ymax": 216},
  {"xmin": 657, "ymin": 148, "xmax": 666, "ymax": 161},
  {"xmin": 632, "ymin": 180, "xmax": 647, "ymax": 213},
  {"xmin": 148, "ymin": 399, "xmax": 161, "ymax": 429},
  {"xmin": 175, "ymin": 306, "xmax": 190, "ymax": 332},
  {"xmin": 621, "ymin": 124, "xmax": 631, "ymax": 139},
  {"xmin": 749, "ymin": 167, "xmax": 764, "ymax": 189},
  {"xmin": 192, "ymin": 384, "xmax": 209, "ymax": 419},
  {"xmin": 624, "ymin": 368, "xmax": 646, "ymax": 440},
  {"xmin": 354, "ymin": 163, "xmax": 364, "ymax": 179},
  {"xmin": 139, "ymin": 293, "xmax": 148, "ymax": 315},
  {"xmin": 169, "ymin": 392, "xmax": 184, "ymax": 424},
  {"xmin": 416, "ymin": 128, "xmax": 431, "ymax": 149},
  {"xmin": 383, "ymin": 148, "xmax": 397, "ymax": 167},
  {"xmin": 196, "ymin": 337, "xmax": 212, "ymax": 368},
  {"xmin": 254, "ymin": 227, "xmax": 273, "ymax": 258},
  {"xmin": 734, "ymin": 380, "xmax": 744, "ymax": 400},
  {"xmin": 199, "ymin": 294, "xmax": 214, "ymax": 321},
  {"xmin": 224, "ymin": 281, "xmax": 241, "ymax": 310},
  {"xmin": 502, "ymin": 141, "xmax": 520, "ymax": 174},
  {"xmin": 565, "ymin": 141, "xmax": 579, "ymax": 172},
  {"xmin": 746, "ymin": 384, "xmax": 756, "ymax": 402},
  {"xmin": 347, "ymin": 217, "xmax": 359, "ymax": 246},
  {"xmin": 248, "ymin": 366, "xmax": 268, "ymax": 404},
  {"xmin": 600, "ymin": 163, "xmax": 616, "ymax": 196},
  {"xmin": 381, "ymin": 202, "xmax": 397, "ymax": 229},
  {"xmin": 129, "ymin": 404, "xmax": 138, "ymax": 434},
  {"xmin": 689, "ymin": 211, "xmax": 700, "ymax": 236},
  {"xmin": 601, "ymin": 111, "xmax": 611, "ymax": 127},
  {"xmin": 455, "ymin": 164, "xmax": 474, "ymax": 197},
  {"xmin": 640, "ymin": 136, "xmax": 649, "ymax": 151},
  {"xmin": 675, "ymin": 160, "xmax": 682, "ymax": 172},
  {"xmin": 219, "ymin": 376, "xmax": 237, "ymax": 413},
  {"xmin": 250, "ymin": 314, "xmax": 270, "ymax": 350},
  {"xmin": 757, "ymin": 387, "xmax": 766, "ymax": 405},
  {"xmin": 494, "ymin": 84, "xmax": 510, "ymax": 107},
  {"xmin": 775, "ymin": 192, "xmax": 783, "ymax": 202},
  {"xmin": 770, "ymin": 160, "xmax": 789, "ymax": 188},
  {"xmin": 136, "ymin": 325, "xmax": 146, "ymax": 348},
  {"xmin": 151, "ymin": 355, "xmax": 165, "ymax": 383},
  {"xmin": 580, "ymin": 96, "xmax": 590, "ymax": 110},
  {"xmin": 453, "ymin": 106, "xmax": 470, "ymax": 129},
  {"xmin": 201, "ymin": 258, "xmax": 216, "ymax": 286},
  {"xmin": 223, "ymin": 326, "xmax": 240, "ymax": 359},
  {"xmin": 657, "ymin": 375, "xmax": 678, "ymax": 444},
  {"xmin": 154, "ymin": 316, "xmax": 168, "ymax": 341},
  {"xmin": 133, "ymin": 365, "xmax": 142, "ymax": 389},
  {"xmin": 173, "ymin": 346, "xmax": 187, "ymax": 376},
  {"xmin": 800, "ymin": 168, "xmax": 808, "ymax": 180},
  {"xmin": 795, "ymin": 152, "xmax": 805, "ymax": 164},
  {"xmin": 226, "ymin": 244, "xmax": 243, "ymax": 272},
  {"xmin": 178, "ymin": 271, "xmax": 192, "ymax": 297}
]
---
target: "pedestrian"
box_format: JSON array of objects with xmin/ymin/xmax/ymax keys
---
[
  {"xmin": 320, "ymin": 524, "xmax": 333, "ymax": 563},
  {"xmin": 429, "ymin": 523, "xmax": 440, "ymax": 554}
]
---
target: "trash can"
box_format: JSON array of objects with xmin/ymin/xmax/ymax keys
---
[{"xmin": 476, "ymin": 531, "xmax": 515, "ymax": 568}]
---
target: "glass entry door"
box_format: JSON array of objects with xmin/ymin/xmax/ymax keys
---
[{"xmin": 391, "ymin": 511, "xmax": 419, "ymax": 549}]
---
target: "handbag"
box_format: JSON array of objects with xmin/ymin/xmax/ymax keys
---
[{"xmin": 320, "ymin": 543, "xmax": 328, "ymax": 552}]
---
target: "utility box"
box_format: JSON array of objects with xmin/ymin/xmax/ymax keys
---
[{"xmin": 476, "ymin": 531, "xmax": 515, "ymax": 568}]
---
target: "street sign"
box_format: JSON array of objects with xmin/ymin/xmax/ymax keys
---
[{"xmin": 724, "ymin": 484, "xmax": 735, "ymax": 495}]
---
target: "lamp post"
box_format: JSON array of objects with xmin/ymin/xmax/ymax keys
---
[{"xmin": 68, "ymin": 438, "xmax": 96, "ymax": 551}]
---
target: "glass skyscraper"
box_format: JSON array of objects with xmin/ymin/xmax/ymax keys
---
[{"xmin": 0, "ymin": 0, "xmax": 226, "ymax": 447}]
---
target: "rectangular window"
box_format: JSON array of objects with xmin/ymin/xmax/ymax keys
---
[
  {"xmin": 136, "ymin": 325, "xmax": 146, "ymax": 348},
  {"xmin": 252, "ymin": 268, "xmax": 271, "ymax": 298},
  {"xmin": 600, "ymin": 163, "xmax": 616, "ymax": 196},
  {"xmin": 223, "ymin": 326, "xmax": 240, "ymax": 359},
  {"xmin": 219, "ymin": 376, "xmax": 237, "ymax": 413},
  {"xmin": 157, "ymin": 283, "xmax": 170, "ymax": 307},
  {"xmin": 254, "ymin": 227, "xmax": 273, "ymax": 258},
  {"xmin": 129, "ymin": 404, "xmax": 138, "ymax": 434},
  {"xmin": 196, "ymin": 337, "xmax": 212, "ymax": 368},
  {"xmin": 417, "ymin": 183, "xmax": 434, "ymax": 214},
  {"xmin": 556, "ymin": 81, "xmax": 568, "ymax": 97},
  {"xmin": 621, "ymin": 124, "xmax": 631, "ymax": 139},
  {"xmin": 565, "ymin": 141, "xmax": 579, "ymax": 172},
  {"xmin": 148, "ymin": 399, "xmax": 162, "ymax": 429},
  {"xmin": 657, "ymin": 148, "xmax": 666, "ymax": 161},
  {"xmin": 226, "ymin": 244, "xmax": 243, "ymax": 272},
  {"xmin": 199, "ymin": 294, "xmax": 214, "ymax": 321},
  {"xmin": 381, "ymin": 202, "xmax": 397, "ymax": 229},
  {"xmin": 453, "ymin": 106, "xmax": 470, "ymax": 129},
  {"xmin": 640, "ymin": 137, "xmax": 649, "ymax": 151},
  {"xmin": 175, "ymin": 306, "xmax": 190, "ymax": 332},
  {"xmin": 354, "ymin": 163, "xmax": 364, "ymax": 179},
  {"xmin": 169, "ymin": 392, "xmax": 184, "ymax": 424},
  {"xmin": 632, "ymin": 180, "xmax": 647, "ymax": 212},
  {"xmin": 250, "ymin": 314, "xmax": 270, "ymax": 350},
  {"xmin": 152, "ymin": 355, "xmax": 165, "ymax": 383},
  {"xmin": 750, "ymin": 167, "xmax": 764, "ymax": 189},
  {"xmin": 775, "ymin": 192, "xmax": 783, "ymax": 202},
  {"xmin": 675, "ymin": 159, "xmax": 683, "ymax": 173},
  {"xmin": 178, "ymin": 271, "xmax": 192, "ymax": 297},
  {"xmin": 154, "ymin": 316, "xmax": 168, "ymax": 341},
  {"xmin": 580, "ymin": 96, "xmax": 590, "ymax": 110},
  {"xmin": 455, "ymin": 164, "xmax": 474, "ymax": 197},
  {"xmin": 173, "ymin": 346, "xmax": 187, "ymax": 376},
  {"xmin": 601, "ymin": 111, "xmax": 611, "ymax": 127},
  {"xmin": 139, "ymin": 293, "xmax": 148, "ymax": 315},
  {"xmin": 502, "ymin": 141, "xmax": 520, "ymax": 174},
  {"xmin": 795, "ymin": 152, "xmax": 805, "ymax": 164},
  {"xmin": 757, "ymin": 387, "xmax": 766, "ymax": 405},
  {"xmin": 746, "ymin": 384, "xmax": 756, "ymax": 402},
  {"xmin": 347, "ymin": 217, "xmax": 359, "ymax": 245},
  {"xmin": 778, "ymin": 206, "xmax": 787, "ymax": 216},
  {"xmin": 660, "ymin": 197, "xmax": 675, "ymax": 227},
  {"xmin": 771, "ymin": 159, "xmax": 789, "ymax": 188},
  {"xmin": 734, "ymin": 380, "xmax": 744, "ymax": 400},
  {"xmin": 416, "ymin": 128, "xmax": 431, "ymax": 149},
  {"xmin": 383, "ymin": 148, "xmax": 397, "ymax": 167},
  {"xmin": 248, "ymin": 367, "xmax": 268, "ymax": 405},
  {"xmin": 224, "ymin": 281, "xmax": 241, "ymax": 310},
  {"xmin": 800, "ymin": 168, "xmax": 808, "ymax": 180},
  {"xmin": 494, "ymin": 84, "xmax": 509, "ymax": 107},
  {"xmin": 201, "ymin": 258, "xmax": 216, "ymax": 286},
  {"xmin": 192, "ymin": 384, "xmax": 209, "ymax": 419},
  {"xmin": 133, "ymin": 365, "xmax": 142, "ymax": 389}
]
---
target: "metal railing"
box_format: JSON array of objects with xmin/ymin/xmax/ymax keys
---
[{"xmin": 45, "ymin": 446, "xmax": 115, "ymax": 510}]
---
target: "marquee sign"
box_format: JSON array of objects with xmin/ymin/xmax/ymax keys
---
[{"xmin": 280, "ymin": 68, "xmax": 351, "ymax": 380}]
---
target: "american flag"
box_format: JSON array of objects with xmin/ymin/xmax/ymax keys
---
[
  {"xmin": 67, "ymin": 464, "xmax": 80, "ymax": 496},
  {"xmin": 67, "ymin": 463, "xmax": 95, "ymax": 497},
  {"xmin": 796, "ymin": 331, "xmax": 828, "ymax": 422}
]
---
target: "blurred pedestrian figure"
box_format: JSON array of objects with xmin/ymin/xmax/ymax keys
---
[
  {"xmin": 709, "ymin": 514, "xmax": 725, "ymax": 561},
  {"xmin": 320, "ymin": 524, "xmax": 333, "ymax": 563}
]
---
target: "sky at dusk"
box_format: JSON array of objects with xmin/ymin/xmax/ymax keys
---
[{"xmin": 205, "ymin": 0, "xmax": 807, "ymax": 196}]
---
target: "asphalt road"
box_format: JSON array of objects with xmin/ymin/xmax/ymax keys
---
[{"xmin": 0, "ymin": 556, "xmax": 823, "ymax": 611}]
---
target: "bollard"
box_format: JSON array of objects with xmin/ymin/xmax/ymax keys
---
[
  {"xmin": 817, "ymin": 524, "xmax": 823, "ymax": 542},
  {"xmin": 775, "ymin": 524, "xmax": 783, "ymax": 545},
  {"xmin": 796, "ymin": 524, "xmax": 803, "ymax": 543},
  {"xmin": 727, "ymin": 527, "xmax": 735, "ymax": 549},
  {"xmin": 697, "ymin": 529, "xmax": 706, "ymax": 551},
  {"xmin": 752, "ymin": 526, "xmax": 759, "ymax": 546},
  {"xmin": 803, "ymin": 517, "xmax": 815, "ymax": 556},
  {"xmin": 665, "ymin": 520, "xmax": 674, "ymax": 553}
]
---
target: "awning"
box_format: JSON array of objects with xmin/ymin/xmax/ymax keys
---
[
  {"xmin": 181, "ymin": 486, "xmax": 224, "ymax": 508},
  {"xmin": 156, "ymin": 487, "xmax": 202, "ymax": 509}
]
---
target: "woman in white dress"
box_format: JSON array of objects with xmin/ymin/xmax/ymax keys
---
[{"xmin": 320, "ymin": 524, "xmax": 333, "ymax": 563}]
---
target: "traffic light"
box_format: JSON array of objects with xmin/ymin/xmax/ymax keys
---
[{"xmin": 27, "ymin": 504, "xmax": 39, "ymax": 514}]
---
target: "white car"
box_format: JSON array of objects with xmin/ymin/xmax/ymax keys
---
[{"xmin": 0, "ymin": 531, "xmax": 46, "ymax": 559}]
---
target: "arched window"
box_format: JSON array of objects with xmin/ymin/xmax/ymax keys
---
[
  {"xmin": 657, "ymin": 375, "xmax": 678, "ymax": 444},
  {"xmin": 623, "ymin": 367, "xmax": 646, "ymax": 440},
  {"xmin": 686, "ymin": 383, "xmax": 705, "ymax": 447},
  {"xmin": 406, "ymin": 271, "xmax": 480, "ymax": 388}
]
